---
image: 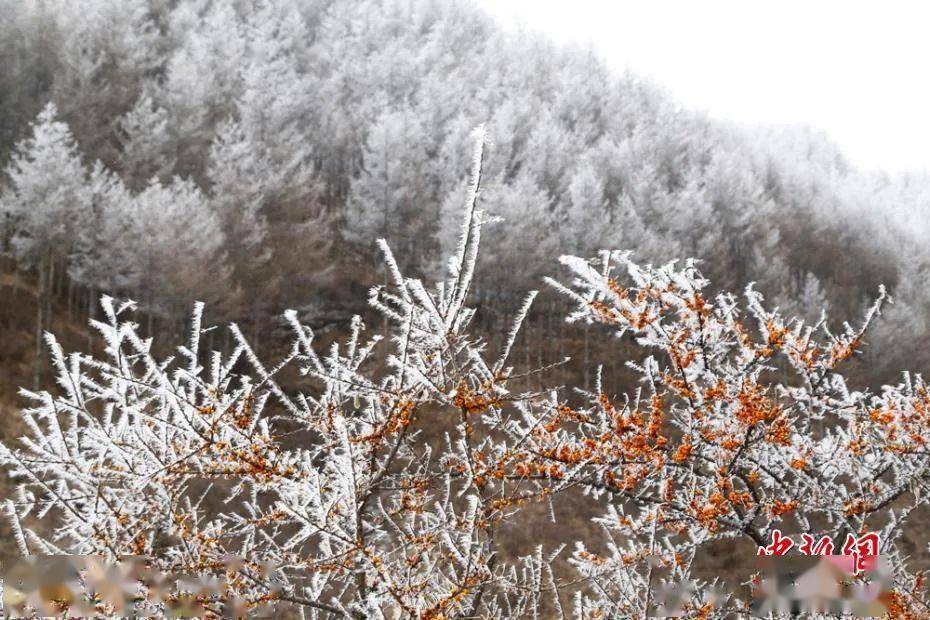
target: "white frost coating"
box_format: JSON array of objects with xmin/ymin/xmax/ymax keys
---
[{"xmin": 0, "ymin": 128, "xmax": 923, "ymax": 617}]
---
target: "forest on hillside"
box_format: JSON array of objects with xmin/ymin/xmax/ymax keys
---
[{"xmin": 2, "ymin": 0, "xmax": 929, "ymax": 386}]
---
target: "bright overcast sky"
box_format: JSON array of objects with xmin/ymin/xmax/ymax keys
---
[{"xmin": 475, "ymin": 0, "xmax": 930, "ymax": 172}]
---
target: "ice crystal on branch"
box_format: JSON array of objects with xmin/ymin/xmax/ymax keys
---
[{"xmin": 2, "ymin": 131, "xmax": 929, "ymax": 618}]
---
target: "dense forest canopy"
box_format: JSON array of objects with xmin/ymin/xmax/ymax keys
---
[{"xmin": 0, "ymin": 0, "xmax": 926, "ymax": 382}]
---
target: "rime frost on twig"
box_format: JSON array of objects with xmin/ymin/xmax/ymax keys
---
[{"xmin": 1, "ymin": 130, "xmax": 927, "ymax": 617}]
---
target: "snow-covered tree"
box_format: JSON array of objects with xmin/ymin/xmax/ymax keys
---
[
  {"xmin": 50, "ymin": 0, "xmax": 163, "ymax": 164},
  {"xmin": 69, "ymin": 161, "xmax": 136, "ymax": 294},
  {"xmin": 773, "ymin": 271, "xmax": 831, "ymax": 325},
  {"xmin": 1, "ymin": 103, "xmax": 89, "ymax": 270},
  {"xmin": 561, "ymin": 160, "xmax": 608, "ymax": 254},
  {"xmin": 160, "ymin": 1, "xmax": 247, "ymax": 175},
  {"xmin": 117, "ymin": 95, "xmax": 176, "ymax": 190},
  {"xmin": 479, "ymin": 171, "xmax": 557, "ymax": 284},
  {"xmin": 1, "ymin": 103, "xmax": 93, "ymax": 386},
  {"xmin": 129, "ymin": 176, "xmax": 230, "ymax": 316},
  {"xmin": 0, "ymin": 1, "xmax": 60, "ymax": 156},
  {"xmin": 2, "ymin": 0, "xmax": 924, "ymax": 369},
  {"xmin": 238, "ymin": 0, "xmax": 315, "ymax": 163},
  {"xmin": 206, "ymin": 120, "xmax": 272, "ymax": 255},
  {"xmin": 345, "ymin": 106, "xmax": 436, "ymax": 257}
]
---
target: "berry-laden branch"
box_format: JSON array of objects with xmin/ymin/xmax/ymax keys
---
[{"xmin": 2, "ymin": 132, "xmax": 928, "ymax": 619}]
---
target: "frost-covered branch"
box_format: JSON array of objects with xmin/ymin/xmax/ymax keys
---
[{"xmin": 2, "ymin": 134, "xmax": 928, "ymax": 618}]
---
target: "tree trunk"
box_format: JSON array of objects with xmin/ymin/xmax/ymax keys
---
[
  {"xmin": 67, "ymin": 278, "xmax": 74, "ymax": 322},
  {"xmin": 7, "ymin": 263, "xmax": 18, "ymax": 331},
  {"xmin": 33, "ymin": 251, "xmax": 48, "ymax": 389},
  {"xmin": 558, "ymin": 301, "xmax": 566, "ymax": 385},
  {"xmin": 523, "ymin": 319, "xmax": 531, "ymax": 392},
  {"xmin": 45, "ymin": 255, "xmax": 54, "ymax": 334},
  {"xmin": 87, "ymin": 286, "xmax": 95, "ymax": 351},
  {"xmin": 252, "ymin": 300, "xmax": 260, "ymax": 355}
]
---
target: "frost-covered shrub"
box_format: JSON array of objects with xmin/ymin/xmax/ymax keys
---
[{"xmin": 2, "ymin": 131, "xmax": 927, "ymax": 618}]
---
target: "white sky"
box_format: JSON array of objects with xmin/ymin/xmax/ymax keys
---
[{"xmin": 475, "ymin": 0, "xmax": 930, "ymax": 172}]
